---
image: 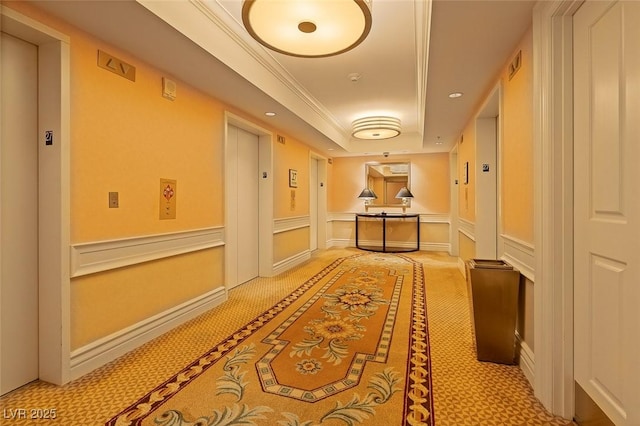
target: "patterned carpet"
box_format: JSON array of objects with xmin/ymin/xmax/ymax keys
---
[{"xmin": 0, "ymin": 248, "xmax": 574, "ymax": 425}]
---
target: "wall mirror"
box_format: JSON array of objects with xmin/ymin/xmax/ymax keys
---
[{"xmin": 365, "ymin": 162, "xmax": 411, "ymax": 207}]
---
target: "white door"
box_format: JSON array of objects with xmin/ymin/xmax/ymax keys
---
[
  {"xmin": 235, "ymin": 127, "xmax": 259, "ymax": 285},
  {"xmin": 309, "ymin": 157, "xmax": 318, "ymax": 252},
  {"xmin": 0, "ymin": 32, "xmax": 39, "ymax": 395},
  {"xmin": 574, "ymin": 1, "xmax": 640, "ymax": 424}
]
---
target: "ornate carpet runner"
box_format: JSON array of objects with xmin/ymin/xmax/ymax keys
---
[{"xmin": 107, "ymin": 253, "xmax": 433, "ymax": 425}]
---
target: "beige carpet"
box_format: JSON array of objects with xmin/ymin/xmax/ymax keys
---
[
  {"xmin": 108, "ymin": 252, "xmax": 432, "ymax": 425},
  {"xmin": 0, "ymin": 248, "xmax": 574, "ymax": 425}
]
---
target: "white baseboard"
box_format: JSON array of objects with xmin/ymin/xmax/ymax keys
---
[
  {"xmin": 519, "ymin": 338, "xmax": 535, "ymax": 388},
  {"xmin": 327, "ymin": 238, "xmax": 353, "ymax": 248},
  {"xmin": 327, "ymin": 239, "xmax": 450, "ymax": 253},
  {"xmin": 421, "ymin": 242, "xmax": 451, "ymax": 252},
  {"xmin": 70, "ymin": 287, "xmax": 227, "ymax": 380},
  {"xmin": 273, "ymin": 250, "xmax": 311, "ymax": 275}
]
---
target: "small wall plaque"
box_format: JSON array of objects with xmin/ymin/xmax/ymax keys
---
[
  {"xmin": 159, "ymin": 178, "xmax": 177, "ymax": 220},
  {"xmin": 289, "ymin": 169, "xmax": 298, "ymax": 188},
  {"xmin": 98, "ymin": 50, "xmax": 136, "ymax": 82}
]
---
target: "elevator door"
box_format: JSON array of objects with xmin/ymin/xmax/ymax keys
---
[
  {"xmin": 0, "ymin": 32, "xmax": 39, "ymax": 395},
  {"xmin": 235, "ymin": 127, "xmax": 259, "ymax": 285}
]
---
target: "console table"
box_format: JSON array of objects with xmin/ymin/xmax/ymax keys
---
[{"xmin": 355, "ymin": 213, "xmax": 420, "ymax": 253}]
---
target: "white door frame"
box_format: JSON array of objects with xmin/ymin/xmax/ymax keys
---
[
  {"xmin": 309, "ymin": 152, "xmax": 328, "ymax": 251},
  {"xmin": 475, "ymin": 85, "xmax": 500, "ymax": 260},
  {"xmin": 224, "ymin": 112, "xmax": 274, "ymax": 287},
  {"xmin": 533, "ymin": 0, "xmax": 583, "ymax": 417},
  {"xmin": 0, "ymin": 6, "xmax": 71, "ymax": 386},
  {"xmin": 449, "ymin": 146, "xmax": 459, "ymax": 257}
]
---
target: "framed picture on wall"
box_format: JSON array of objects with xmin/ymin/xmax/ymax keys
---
[{"xmin": 289, "ymin": 169, "xmax": 298, "ymax": 188}]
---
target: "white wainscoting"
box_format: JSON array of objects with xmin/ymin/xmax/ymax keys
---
[
  {"xmin": 502, "ymin": 235, "xmax": 535, "ymax": 385},
  {"xmin": 458, "ymin": 218, "xmax": 476, "ymax": 241},
  {"xmin": 272, "ymin": 216, "xmax": 311, "ymax": 273},
  {"xmin": 273, "ymin": 215, "xmax": 310, "ymax": 234},
  {"xmin": 70, "ymin": 286, "xmax": 227, "ymax": 380},
  {"xmin": 69, "ymin": 227, "xmax": 227, "ymax": 378},
  {"xmin": 457, "ymin": 219, "xmax": 476, "ymax": 277},
  {"xmin": 326, "ymin": 212, "xmax": 451, "ymax": 251},
  {"xmin": 326, "ymin": 213, "xmax": 353, "ymax": 247},
  {"xmin": 500, "ymin": 234, "xmax": 535, "ymax": 281},
  {"xmin": 458, "ymin": 257, "xmax": 468, "ymax": 279},
  {"xmin": 518, "ymin": 336, "xmax": 536, "ymax": 388},
  {"xmin": 70, "ymin": 227, "xmax": 225, "ymax": 277}
]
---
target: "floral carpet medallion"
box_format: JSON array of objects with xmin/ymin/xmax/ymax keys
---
[{"xmin": 107, "ymin": 253, "xmax": 434, "ymax": 426}]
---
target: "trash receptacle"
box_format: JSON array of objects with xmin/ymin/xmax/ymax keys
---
[{"xmin": 466, "ymin": 259, "xmax": 521, "ymax": 364}]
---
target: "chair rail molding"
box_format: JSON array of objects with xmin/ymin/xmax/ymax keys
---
[
  {"xmin": 274, "ymin": 215, "xmax": 310, "ymax": 234},
  {"xmin": 500, "ymin": 234, "xmax": 535, "ymax": 281},
  {"xmin": 458, "ymin": 218, "xmax": 476, "ymax": 241},
  {"xmin": 71, "ymin": 227, "xmax": 225, "ymax": 277}
]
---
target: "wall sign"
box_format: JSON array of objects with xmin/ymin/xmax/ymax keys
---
[
  {"xmin": 289, "ymin": 169, "xmax": 298, "ymax": 188},
  {"xmin": 159, "ymin": 178, "xmax": 177, "ymax": 220}
]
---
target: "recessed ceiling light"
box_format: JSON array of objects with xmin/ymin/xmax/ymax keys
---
[
  {"xmin": 265, "ymin": 112, "xmax": 276, "ymax": 117},
  {"xmin": 448, "ymin": 92, "xmax": 463, "ymax": 99}
]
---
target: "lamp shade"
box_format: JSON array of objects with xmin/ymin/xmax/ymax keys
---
[
  {"xmin": 242, "ymin": 0, "xmax": 372, "ymax": 58},
  {"xmin": 358, "ymin": 188, "xmax": 377, "ymax": 199},
  {"xmin": 395, "ymin": 187, "xmax": 413, "ymax": 199}
]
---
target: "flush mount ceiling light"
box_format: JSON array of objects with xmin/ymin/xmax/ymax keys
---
[
  {"xmin": 352, "ymin": 116, "xmax": 401, "ymax": 140},
  {"xmin": 242, "ymin": 0, "xmax": 372, "ymax": 58}
]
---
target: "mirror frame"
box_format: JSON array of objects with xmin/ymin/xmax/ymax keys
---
[{"xmin": 364, "ymin": 161, "xmax": 411, "ymax": 207}]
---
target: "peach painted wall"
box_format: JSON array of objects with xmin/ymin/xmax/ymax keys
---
[
  {"xmin": 69, "ymin": 39, "xmax": 224, "ymax": 242},
  {"xmin": 328, "ymin": 156, "xmax": 368, "ymax": 213},
  {"xmin": 5, "ymin": 2, "xmax": 314, "ymax": 350},
  {"xmin": 274, "ymin": 136, "xmax": 310, "ymax": 219},
  {"xmin": 411, "ymin": 153, "xmax": 450, "ymax": 213},
  {"xmin": 501, "ymin": 28, "xmax": 534, "ymax": 243}
]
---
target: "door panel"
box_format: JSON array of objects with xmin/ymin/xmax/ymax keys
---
[
  {"xmin": 1, "ymin": 32, "xmax": 39, "ymax": 395},
  {"xmin": 310, "ymin": 158, "xmax": 318, "ymax": 252},
  {"xmin": 574, "ymin": 1, "xmax": 640, "ymax": 424},
  {"xmin": 236, "ymin": 127, "xmax": 259, "ymax": 285}
]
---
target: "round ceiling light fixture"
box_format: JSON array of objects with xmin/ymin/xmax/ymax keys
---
[
  {"xmin": 352, "ymin": 116, "xmax": 401, "ymax": 140},
  {"xmin": 242, "ymin": 0, "xmax": 372, "ymax": 58}
]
